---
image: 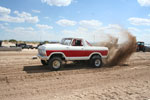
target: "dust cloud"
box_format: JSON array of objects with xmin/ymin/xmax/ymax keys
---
[{"xmin": 95, "ymin": 29, "xmax": 136, "ymax": 66}]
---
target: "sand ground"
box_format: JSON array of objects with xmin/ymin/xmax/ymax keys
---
[{"xmin": 0, "ymin": 50, "xmax": 150, "ymax": 100}]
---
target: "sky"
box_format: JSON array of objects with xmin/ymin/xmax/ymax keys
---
[{"xmin": 0, "ymin": 0, "xmax": 150, "ymax": 43}]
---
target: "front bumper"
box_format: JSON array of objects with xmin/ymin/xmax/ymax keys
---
[{"xmin": 37, "ymin": 54, "xmax": 49, "ymax": 60}]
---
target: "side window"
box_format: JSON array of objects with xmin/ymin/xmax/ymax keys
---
[
  {"xmin": 72, "ymin": 39, "xmax": 83, "ymax": 46},
  {"xmin": 64, "ymin": 40, "xmax": 72, "ymax": 45}
]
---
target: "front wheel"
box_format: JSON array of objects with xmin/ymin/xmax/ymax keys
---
[
  {"xmin": 48, "ymin": 57, "xmax": 62, "ymax": 71},
  {"xmin": 91, "ymin": 56, "xmax": 102, "ymax": 68}
]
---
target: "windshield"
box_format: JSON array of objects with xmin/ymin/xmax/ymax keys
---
[
  {"xmin": 61, "ymin": 38, "xmax": 72, "ymax": 45},
  {"xmin": 137, "ymin": 42, "xmax": 144, "ymax": 45},
  {"xmin": 86, "ymin": 41, "xmax": 92, "ymax": 46}
]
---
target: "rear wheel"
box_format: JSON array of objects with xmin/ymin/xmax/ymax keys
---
[
  {"xmin": 91, "ymin": 56, "xmax": 102, "ymax": 68},
  {"xmin": 48, "ymin": 57, "xmax": 62, "ymax": 71},
  {"xmin": 143, "ymin": 47, "xmax": 145, "ymax": 52}
]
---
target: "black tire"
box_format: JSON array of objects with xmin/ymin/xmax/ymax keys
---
[
  {"xmin": 90, "ymin": 56, "xmax": 102, "ymax": 68},
  {"xmin": 48, "ymin": 57, "xmax": 62, "ymax": 71},
  {"xmin": 136, "ymin": 47, "xmax": 139, "ymax": 52},
  {"xmin": 143, "ymin": 47, "xmax": 145, "ymax": 52},
  {"xmin": 41, "ymin": 60, "xmax": 48, "ymax": 65}
]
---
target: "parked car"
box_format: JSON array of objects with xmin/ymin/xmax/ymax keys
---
[
  {"xmin": 16, "ymin": 43, "xmax": 26, "ymax": 49},
  {"xmin": 16, "ymin": 43, "xmax": 34, "ymax": 49},
  {"xmin": 37, "ymin": 38, "xmax": 109, "ymax": 71},
  {"xmin": 136, "ymin": 41, "xmax": 145, "ymax": 52}
]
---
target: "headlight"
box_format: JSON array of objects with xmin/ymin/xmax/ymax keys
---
[{"xmin": 38, "ymin": 49, "xmax": 46, "ymax": 56}]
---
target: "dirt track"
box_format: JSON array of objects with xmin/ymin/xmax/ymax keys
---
[{"xmin": 0, "ymin": 50, "xmax": 150, "ymax": 100}]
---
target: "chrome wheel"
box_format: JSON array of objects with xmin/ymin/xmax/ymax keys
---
[
  {"xmin": 52, "ymin": 60, "xmax": 61, "ymax": 69},
  {"xmin": 49, "ymin": 57, "xmax": 62, "ymax": 71},
  {"xmin": 95, "ymin": 59, "xmax": 101, "ymax": 67}
]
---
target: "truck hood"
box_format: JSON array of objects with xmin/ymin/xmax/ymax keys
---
[
  {"xmin": 38, "ymin": 43, "xmax": 68, "ymax": 50},
  {"xmin": 43, "ymin": 43, "xmax": 63, "ymax": 47}
]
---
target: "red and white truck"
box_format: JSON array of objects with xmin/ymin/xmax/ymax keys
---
[{"xmin": 38, "ymin": 38, "xmax": 108, "ymax": 70}]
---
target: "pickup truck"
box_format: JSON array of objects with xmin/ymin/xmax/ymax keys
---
[
  {"xmin": 38, "ymin": 38, "xmax": 108, "ymax": 70},
  {"xmin": 16, "ymin": 43, "xmax": 34, "ymax": 49}
]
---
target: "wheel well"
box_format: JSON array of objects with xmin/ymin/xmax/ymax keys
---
[
  {"xmin": 90, "ymin": 54, "xmax": 101, "ymax": 60},
  {"xmin": 49, "ymin": 54, "xmax": 65, "ymax": 60}
]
